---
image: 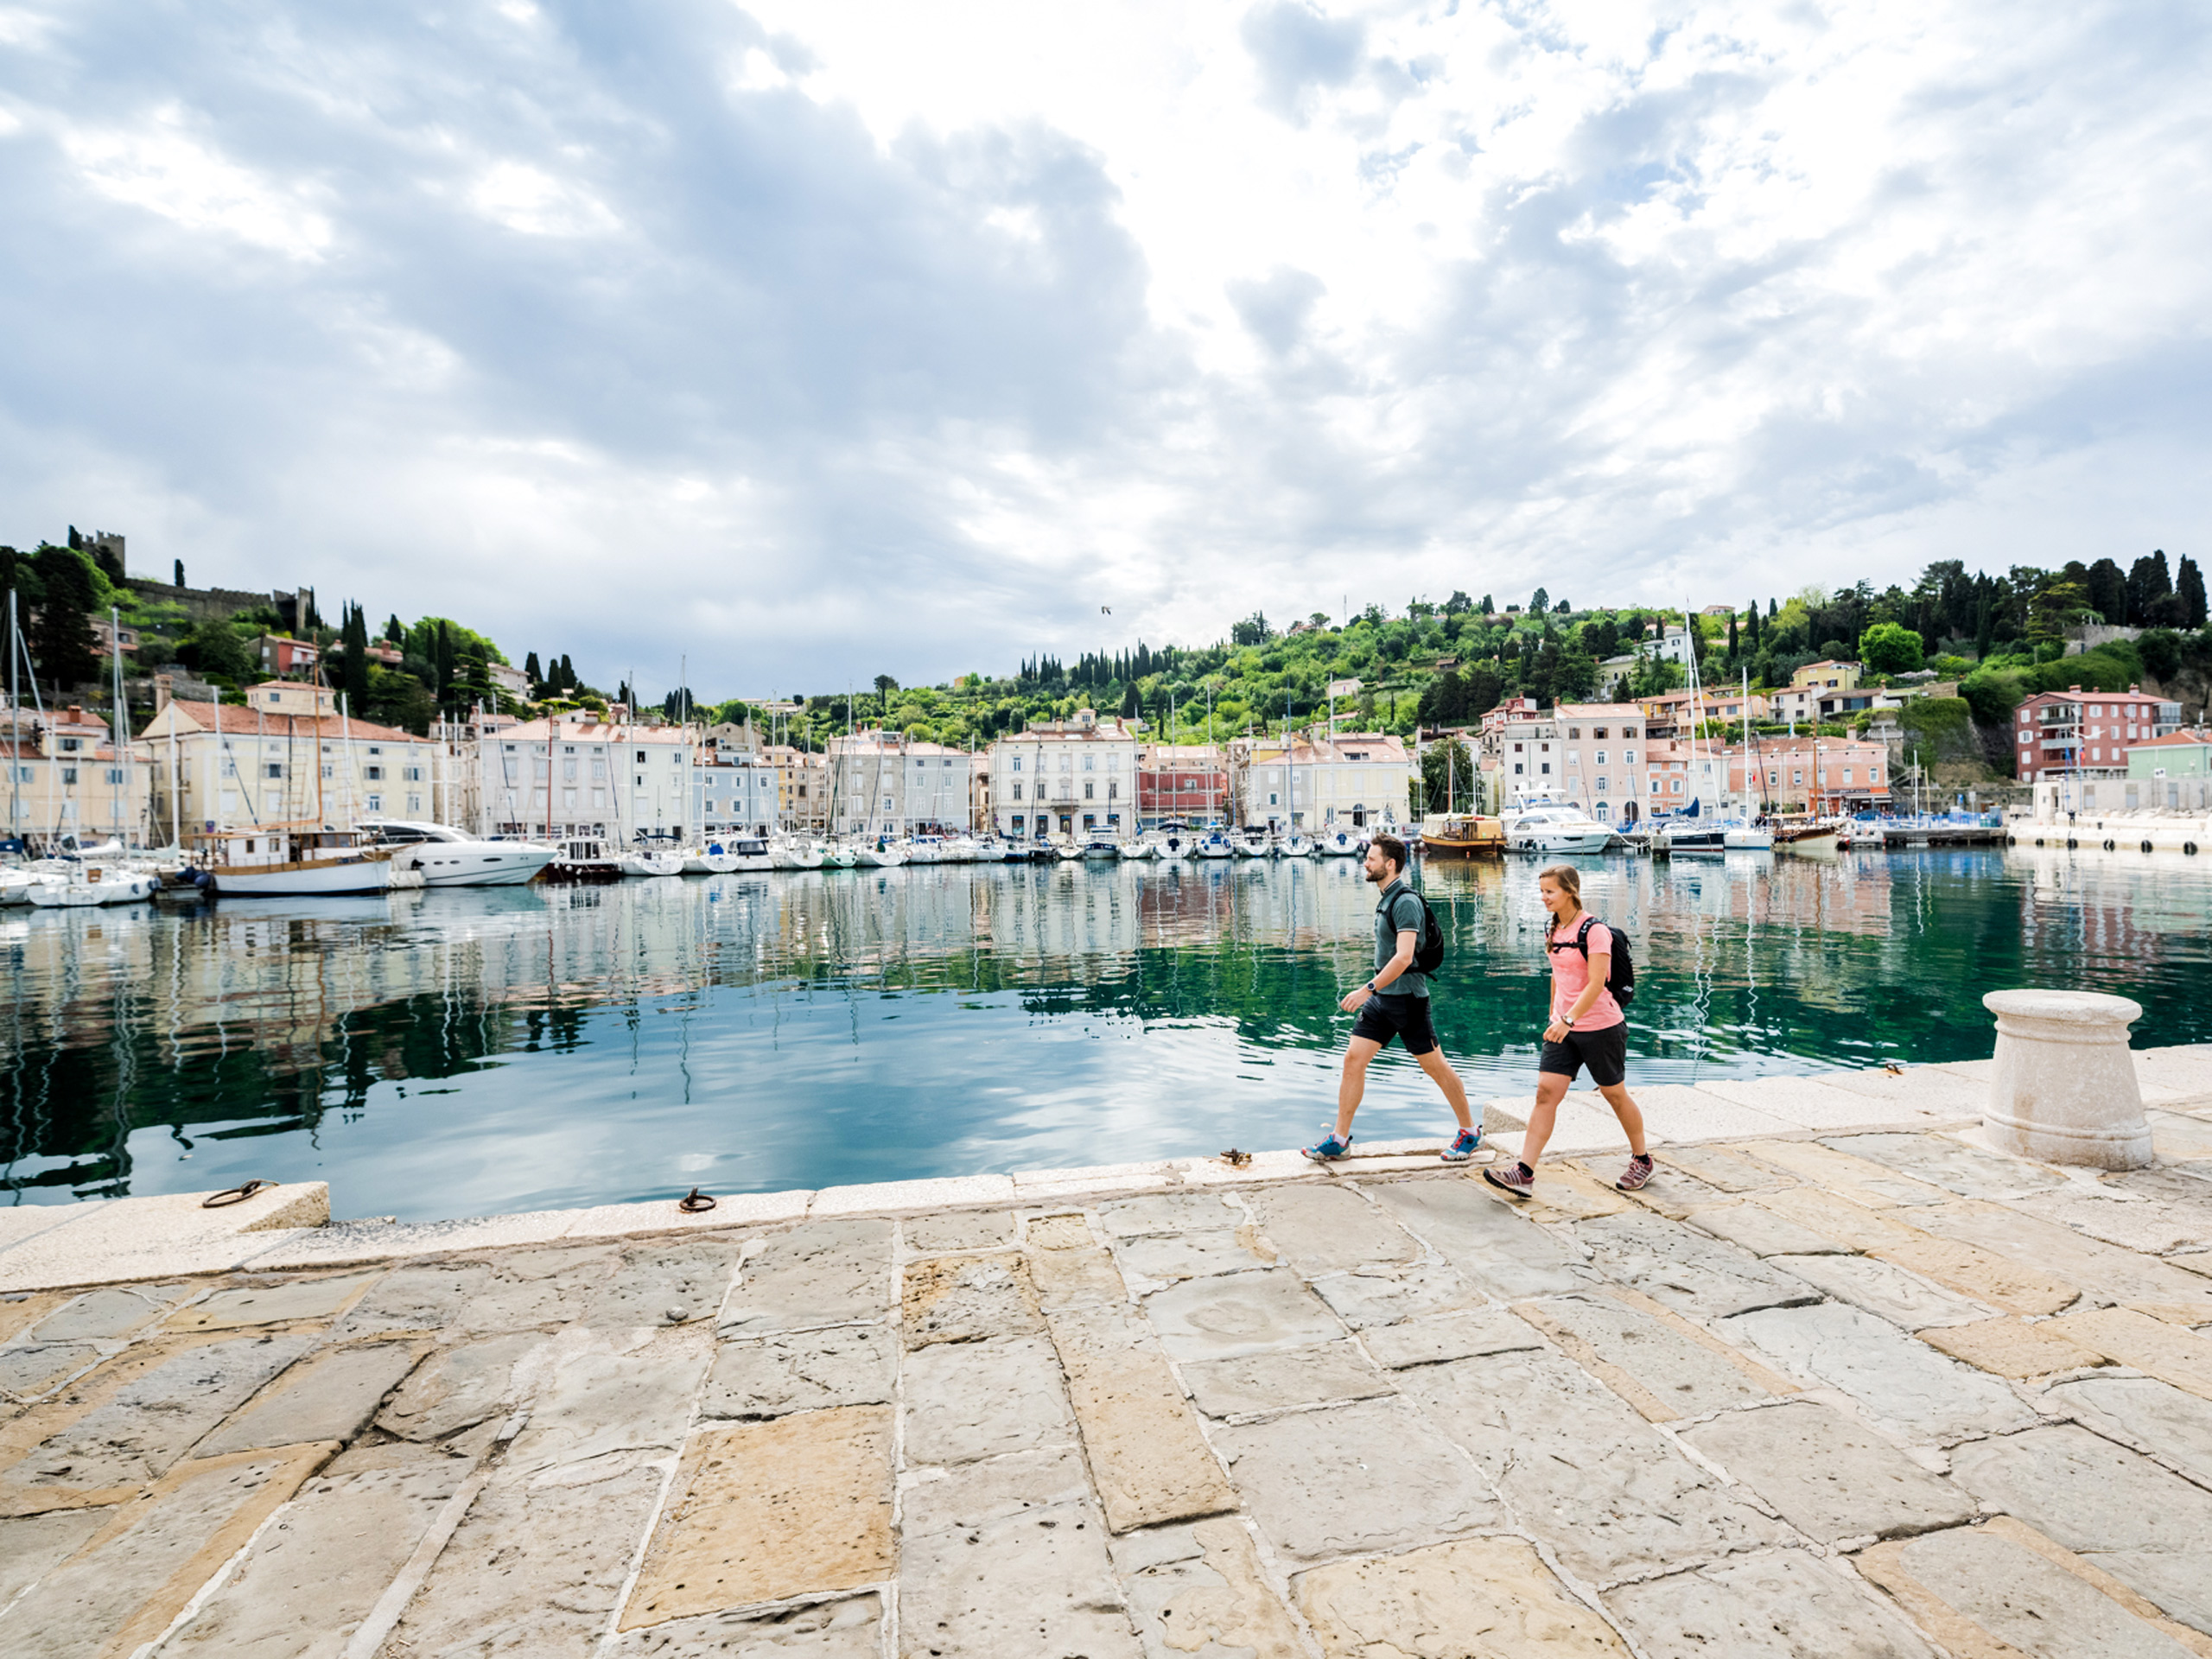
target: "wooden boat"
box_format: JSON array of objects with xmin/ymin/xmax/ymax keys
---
[
  {"xmin": 196, "ymin": 826, "xmax": 391, "ymax": 897},
  {"xmin": 1418, "ymin": 814, "xmax": 1506, "ymax": 857}
]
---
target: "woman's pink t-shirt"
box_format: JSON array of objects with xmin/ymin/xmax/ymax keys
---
[{"xmin": 1547, "ymin": 918, "xmax": 1624, "ymax": 1030}]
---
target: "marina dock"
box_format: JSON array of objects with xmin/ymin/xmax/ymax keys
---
[{"xmin": 4, "ymin": 1046, "xmax": 2211, "ymax": 1656}]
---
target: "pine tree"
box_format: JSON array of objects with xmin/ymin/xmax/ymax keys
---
[
  {"xmin": 2177, "ymin": 556, "xmax": 2208, "ymax": 630},
  {"xmin": 29, "ymin": 545, "xmax": 99, "ymax": 689},
  {"xmin": 341, "ymin": 602, "xmax": 370, "ymax": 709}
]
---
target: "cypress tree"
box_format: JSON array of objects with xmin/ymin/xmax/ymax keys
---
[
  {"xmin": 435, "ymin": 623, "xmax": 455, "ymax": 708},
  {"xmin": 342, "ymin": 602, "xmax": 371, "ymax": 709},
  {"xmin": 2177, "ymin": 556, "xmax": 2208, "ymax": 629},
  {"xmin": 29, "ymin": 545, "xmax": 99, "ymax": 689}
]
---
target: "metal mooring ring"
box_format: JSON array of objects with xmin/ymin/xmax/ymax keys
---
[
  {"xmin": 678, "ymin": 1186, "xmax": 717, "ymax": 1213},
  {"xmin": 202, "ymin": 1179, "xmax": 273, "ymax": 1209}
]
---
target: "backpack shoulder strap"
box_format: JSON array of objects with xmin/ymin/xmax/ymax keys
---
[{"xmin": 1570, "ymin": 913, "xmax": 1594, "ymax": 955}]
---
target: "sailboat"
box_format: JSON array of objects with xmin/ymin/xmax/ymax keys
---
[{"xmin": 1723, "ymin": 668, "xmax": 1774, "ymax": 851}]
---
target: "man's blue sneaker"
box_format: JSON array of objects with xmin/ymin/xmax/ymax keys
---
[
  {"xmin": 1302, "ymin": 1128, "xmax": 1353, "ymax": 1163},
  {"xmin": 1441, "ymin": 1127, "xmax": 1483, "ymax": 1163}
]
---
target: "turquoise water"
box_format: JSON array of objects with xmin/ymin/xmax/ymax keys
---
[{"xmin": 6, "ymin": 848, "xmax": 2210, "ymax": 1221}]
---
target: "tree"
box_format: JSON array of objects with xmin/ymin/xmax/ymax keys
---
[
  {"xmin": 1476, "ymin": 594, "xmax": 1493, "ymax": 614},
  {"xmin": 1442, "ymin": 591, "xmax": 1471, "ymax": 616},
  {"xmin": 340, "ymin": 602, "xmax": 371, "ymax": 709},
  {"xmin": 1230, "ymin": 612, "xmax": 1269, "ymax": 646},
  {"xmin": 2126, "ymin": 551, "xmax": 2172, "ymax": 623},
  {"xmin": 524, "ymin": 650, "xmax": 542, "ymax": 685},
  {"xmin": 1418, "ymin": 738, "xmax": 1475, "ymax": 814},
  {"xmin": 173, "ymin": 558, "xmax": 186, "ymax": 589},
  {"xmin": 874, "ymin": 673, "xmax": 899, "ymax": 713},
  {"xmin": 383, "ymin": 614, "xmax": 404, "ymax": 644},
  {"xmin": 181, "ymin": 620, "xmax": 251, "ymax": 682},
  {"xmin": 29, "ymin": 546, "xmax": 99, "ymax": 688},
  {"xmin": 1529, "ymin": 587, "xmax": 1549, "ymax": 615},
  {"xmin": 2027, "ymin": 581, "xmax": 2089, "ymax": 644},
  {"xmin": 2139, "ymin": 629, "xmax": 2183, "ymax": 683},
  {"xmin": 1859, "ymin": 621, "xmax": 1924, "ymax": 676},
  {"xmin": 2086, "ymin": 557, "xmax": 2126, "ymax": 624},
  {"xmin": 2179, "ymin": 555, "xmax": 2209, "ymax": 629}
]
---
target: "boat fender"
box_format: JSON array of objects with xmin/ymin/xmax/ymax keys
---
[
  {"xmin": 2142, "ymin": 841, "xmax": 2153, "ymax": 854},
  {"xmin": 2103, "ymin": 839, "xmax": 2115, "ymax": 851},
  {"xmin": 2066, "ymin": 838, "xmax": 2077, "ymax": 849},
  {"xmin": 2187, "ymin": 842, "xmax": 2200, "ymax": 855}
]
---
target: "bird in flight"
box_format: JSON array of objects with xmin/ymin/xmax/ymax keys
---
[{"xmin": 1102, "ymin": 606, "xmax": 1112, "ymax": 614}]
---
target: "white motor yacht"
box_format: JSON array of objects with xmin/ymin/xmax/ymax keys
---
[
  {"xmin": 704, "ymin": 834, "xmax": 775, "ymax": 872},
  {"xmin": 361, "ymin": 820, "xmax": 556, "ymax": 887},
  {"xmin": 1722, "ymin": 823, "xmax": 1776, "ymax": 851},
  {"xmin": 1500, "ymin": 803, "xmax": 1616, "ymax": 855}
]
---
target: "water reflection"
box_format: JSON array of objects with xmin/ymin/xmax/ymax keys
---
[{"xmin": 6, "ymin": 849, "xmax": 2209, "ymax": 1219}]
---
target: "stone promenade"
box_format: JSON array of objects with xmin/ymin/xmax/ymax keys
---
[{"xmin": 4, "ymin": 1048, "xmax": 2212, "ymax": 1656}]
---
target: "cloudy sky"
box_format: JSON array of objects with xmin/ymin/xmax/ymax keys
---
[{"xmin": 3, "ymin": 0, "xmax": 2207, "ymax": 698}]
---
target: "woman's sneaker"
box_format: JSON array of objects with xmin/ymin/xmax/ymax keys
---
[
  {"xmin": 1616, "ymin": 1153, "xmax": 1656, "ymax": 1192},
  {"xmin": 1302, "ymin": 1128, "xmax": 1354, "ymax": 1163},
  {"xmin": 1440, "ymin": 1127, "xmax": 1484, "ymax": 1163},
  {"xmin": 1483, "ymin": 1161, "xmax": 1535, "ymax": 1197}
]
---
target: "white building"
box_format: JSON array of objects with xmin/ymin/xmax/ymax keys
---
[
  {"xmin": 698, "ymin": 752, "xmax": 781, "ymax": 836},
  {"xmin": 140, "ymin": 681, "xmax": 442, "ymax": 836},
  {"xmin": 829, "ymin": 733, "xmax": 973, "ymax": 837},
  {"xmin": 1479, "ymin": 702, "xmax": 1653, "ymax": 822},
  {"xmin": 1236, "ymin": 732, "xmax": 1413, "ymax": 834},
  {"xmin": 3, "ymin": 704, "xmax": 156, "ymax": 844},
  {"xmin": 475, "ymin": 710, "xmax": 702, "ymax": 841},
  {"xmin": 987, "ymin": 709, "xmax": 1140, "ymax": 842}
]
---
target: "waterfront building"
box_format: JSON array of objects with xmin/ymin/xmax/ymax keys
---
[
  {"xmin": 830, "ymin": 732, "xmax": 973, "ymax": 836},
  {"xmin": 1551, "ymin": 702, "xmax": 1649, "ymax": 823},
  {"xmin": 140, "ymin": 681, "xmax": 441, "ymax": 836},
  {"xmin": 486, "ymin": 661, "xmax": 531, "ymax": 700},
  {"xmin": 2120, "ymin": 730, "xmax": 2212, "ymax": 813},
  {"xmin": 2015, "ymin": 686, "xmax": 2183, "ymax": 784},
  {"xmin": 474, "ymin": 709, "xmax": 700, "ymax": 840},
  {"xmin": 1, "ymin": 704, "xmax": 156, "ymax": 843},
  {"xmin": 761, "ymin": 744, "xmax": 830, "ymax": 830},
  {"xmin": 698, "ymin": 750, "xmax": 781, "ymax": 836},
  {"xmin": 1139, "ymin": 744, "xmax": 1229, "ymax": 828},
  {"xmin": 1235, "ymin": 732, "xmax": 1411, "ymax": 834},
  {"xmin": 1721, "ymin": 739, "xmax": 1891, "ymax": 814},
  {"xmin": 987, "ymin": 709, "xmax": 1139, "ymax": 842}
]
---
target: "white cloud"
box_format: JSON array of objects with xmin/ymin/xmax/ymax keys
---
[{"xmin": 0, "ymin": 0, "xmax": 2207, "ymax": 691}]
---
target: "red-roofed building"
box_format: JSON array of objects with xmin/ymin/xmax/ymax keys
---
[
  {"xmin": 2012, "ymin": 685, "xmax": 2182, "ymax": 782},
  {"xmin": 0, "ymin": 705, "xmax": 156, "ymax": 844},
  {"xmin": 140, "ymin": 681, "xmax": 443, "ymax": 832}
]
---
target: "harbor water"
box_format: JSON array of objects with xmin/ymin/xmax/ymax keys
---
[{"xmin": 7, "ymin": 847, "xmax": 2211, "ymax": 1221}]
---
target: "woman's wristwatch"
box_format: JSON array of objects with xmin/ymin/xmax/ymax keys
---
[{"xmin": 1560, "ymin": 1014, "xmax": 1576, "ymax": 1028}]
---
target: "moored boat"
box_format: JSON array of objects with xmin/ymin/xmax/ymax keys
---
[
  {"xmin": 1318, "ymin": 827, "xmax": 1365, "ymax": 857},
  {"xmin": 360, "ymin": 820, "xmax": 556, "ymax": 887},
  {"xmin": 25, "ymin": 864, "xmax": 156, "ymax": 906},
  {"xmin": 1419, "ymin": 814, "xmax": 1505, "ymax": 857},
  {"xmin": 545, "ymin": 834, "xmax": 622, "ymax": 882},
  {"xmin": 198, "ymin": 826, "xmax": 393, "ymax": 897}
]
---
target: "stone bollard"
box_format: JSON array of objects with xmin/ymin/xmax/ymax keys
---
[{"xmin": 1981, "ymin": 989, "xmax": 2152, "ymax": 1169}]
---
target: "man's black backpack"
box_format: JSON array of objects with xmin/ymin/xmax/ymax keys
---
[
  {"xmin": 1406, "ymin": 890, "xmax": 1447, "ymax": 976},
  {"xmin": 1563, "ymin": 914, "xmax": 1636, "ymax": 1006}
]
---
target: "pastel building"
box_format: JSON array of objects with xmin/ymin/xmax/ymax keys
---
[
  {"xmin": 2014, "ymin": 687, "xmax": 2182, "ymax": 783},
  {"xmin": 988, "ymin": 710, "xmax": 1140, "ymax": 842}
]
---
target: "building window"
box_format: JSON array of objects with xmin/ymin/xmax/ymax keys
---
[
  {"xmin": 1012, "ymin": 782, "xmax": 1022, "ymax": 800},
  {"xmin": 1624, "ymin": 749, "xmax": 1637, "ymax": 765},
  {"xmin": 366, "ymin": 793, "xmax": 383, "ymax": 811},
  {"xmin": 265, "ymin": 763, "xmax": 283, "ymax": 779},
  {"xmin": 1541, "ymin": 763, "xmax": 1551, "ymax": 774},
  {"xmin": 1107, "ymin": 781, "xmax": 1117, "ymax": 798},
  {"xmin": 1012, "ymin": 757, "xmax": 1022, "ymax": 771},
  {"xmin": 365, "ymin": 765, "xmax": 384, "ymax": 781},
  {"xmin": 1870, "ymin": 766, "xmax": 1881, "ymax": 783},
  {"xmin": 1514, "ymin": 763, "xmax": 1523, "ymax": 775},
  {"xmin": 1595, "ymin": 751, "xmax": 1606, "ymax": 764},
  {"xmin": 105, "ymin": 767, "xmax": 124, "ymax": 785}
]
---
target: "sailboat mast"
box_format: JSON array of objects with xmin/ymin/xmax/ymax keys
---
[
  {"xmin": 8, "ymin": 590, "xmax": 18, "ymax": 842},
  {"xmin": 111, "ymin": 606, "xmax": 125, "ymax": 840}
]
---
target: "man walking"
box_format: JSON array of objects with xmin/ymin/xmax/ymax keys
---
[{"xmin": 1304, "ymin": 833, "xmax": 1483, "ymax": 1165}]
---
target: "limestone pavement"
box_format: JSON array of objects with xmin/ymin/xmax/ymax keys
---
[{"xmin": 3, "ymin": 1046, "xmax": 2212, "ymax": 1656}]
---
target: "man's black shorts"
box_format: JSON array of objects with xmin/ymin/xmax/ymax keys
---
[
  {"xmin": 1538, "ymin": 1023, "xmax": 1628, "ymax": 1087},
  {"xmin": 1351, "ymin": 993, "xmax": 1438, "ymax": 1056}
]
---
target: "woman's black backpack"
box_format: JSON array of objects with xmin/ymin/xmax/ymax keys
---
[{"xmin": 1566, "ymin": 914, "xmax": 1636, "ymax": 1005}]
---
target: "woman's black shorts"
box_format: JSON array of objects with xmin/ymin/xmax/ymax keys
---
[
  {"xmin": 1538, "ymin": 1023, "xmax": 1628, "ymax": 1087},
  {"xmin": 1351, "ymin": 993, "xmax": 1439, "ymax": 1056}
]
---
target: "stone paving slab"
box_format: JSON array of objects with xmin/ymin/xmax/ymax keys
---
[{"xmin": 8, "ymin": 1084, "xmax": 2212, "ymax": 1655}]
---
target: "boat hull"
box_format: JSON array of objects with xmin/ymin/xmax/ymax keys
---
[
  {"xmin": 211, "ymin": 859, "xmax": 391, "ymax": 898},
  {"xmin": 397, "ymin": 849, "xmax": 555, "ymax": 887}
]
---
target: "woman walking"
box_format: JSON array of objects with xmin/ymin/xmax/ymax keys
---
[{"xmin": 1484, "ymin": 863, "xmax": 1652, "ymax": 1196}]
